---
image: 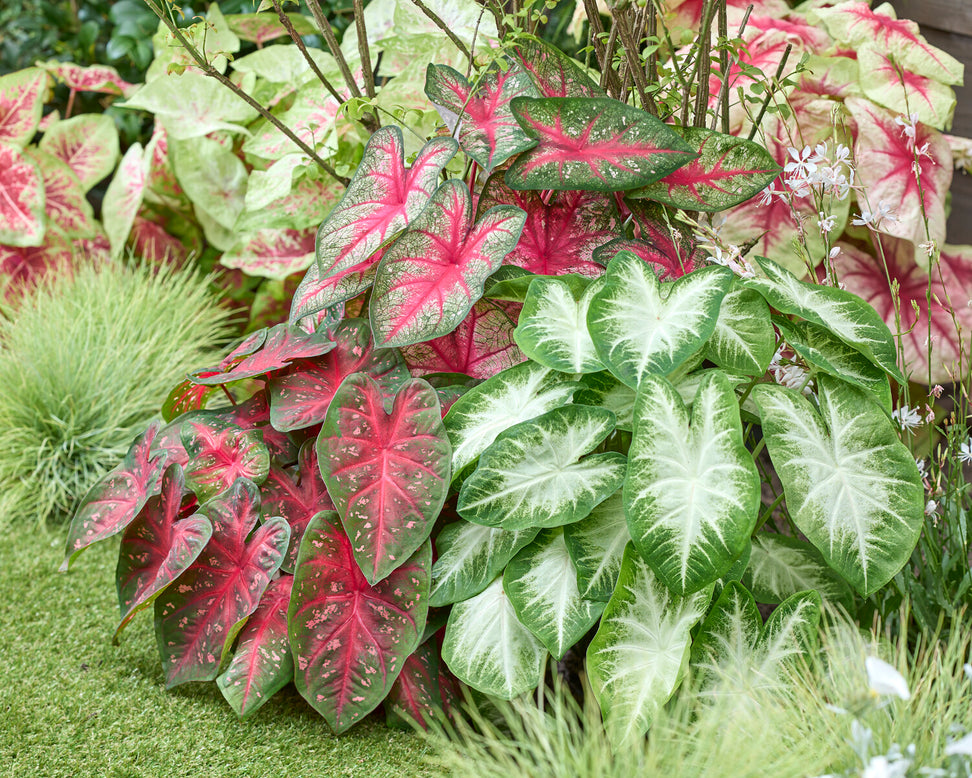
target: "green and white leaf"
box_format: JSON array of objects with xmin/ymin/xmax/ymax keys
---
[
  {"xmin": 504, "ymin": 529, "xmax": 605, "ymax": 659},
  {"xmin": 457, "ymin": 405, "xmax": 626, "ymax": 530},
  {"xmin": 624, "ymin": 372, "xmax": 760, "ymax": 594},
  {"xmin": 563, "ymin": 490, "xmax": 630, "ymax": 601},
  {"xmin": 751, "ymin": 377, "xmax": 923, "ymax": 596},
  {"xmin": 587, "ymin": 545, "xmax": 712, "ymax": 746},
  {"xmin": 441, "ymin": 576, "xmax": 547, "ymax": 699},
  {"xmin": 573, "ymin": 372, "xmax": 636, "ymax": 431},
  {"xmin": 588, "ymin": 252, "xmax": 732, "ymax": 388},
  {"xmin": 704, "ymin": 282, "xmax": 776, "ymax": 377},
  {"xmin": 689, "ymin": 580, "xmax": 761, "ymax": 671},
  {"xmin": 756, "ymin": 589, "xmax": 822, "ymax": 662}
]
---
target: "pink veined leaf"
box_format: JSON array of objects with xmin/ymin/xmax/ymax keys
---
[
  {"xmin": 28, "ymin": 148, "xmax": 97, "ymax": 238},
  {"xmin": 424, "ymin": 63, "xmax": 538, "ymax": 172},
  {"xmin": 37, "ymin": 113, "xmax": 120, "ymax": 192},
  {"xmin": 625, "ymin": 200, "xmax": 706, "ymax": 276},
  {"xmin": 746, "ymin": 13, "xmax": 834, "ymax": 54},
  {"xmin": 506, "ymin": 38, "xmax": 603, "ymax": 98},
  {"xmin": 0, "ymin": 68, "xmax": 47, "ymax": 149},
  {"xmin": 660, "ymin": 0, "xmax": 786, "ymax": 38},
  {"xmin": 151, "ymin": 417, "xmax": 192, "ymax": 472},
  {"xmin": 268, "ymin": 317, "xmax": 409, "ymax": 433},
  {"xmin": 61, "ymin": 421, "xmax": 166, "ymax": 571},
  {"xmin": 243, "ymin": 83, "xmax": 344, "ymax": 160},
  {"xmin": 318, "ymin": 374, "xmax": 451, "ymax": 585},
  {"xmin": 130, "ymin": 217, "xmax": 189, "ymax": 264},
  {"xmin": 479, "ymin": 173, "xmax": 620, "ymax": 276},
  {"xmin": 506, "ymin": 96, "xmax": 697, "ymax": 191},
  {"xmin": 0, "ymin": 232, "xmax": 72, "ymax": 298},
  {"xmin": 155, "ymin": 477, "xmax": 290, "ymax": 687},
  {"xmin": 594, "ymin": 237, "xmax": 696, "ymax": 279},
  {"xmin": 370, "ymin": 179, "xmax": 527, "ymax": 348},
  {"xmin": 114, "ymin": 464, "xmax": 211, "ymax": 640},
  {"xmin": 401, "ymin": 299, "xmax": 526, "ymax": 379},
  {"xmin": 0, "ymin": 142, "xmax": 45, "ymax": 247},
  {"xmin": 260, "ymin": 440, "xmax": 334, "ymax": 572},
  {"xmin": 290, "ymin": 253, "xmax": 382, "ymax": 332},
  {"xmin": 102, "ymin": 141, "xmax": 149, "ymax": 259},
  {"xmin": 837, "ymin": 237, "xmax": 972, "ymax": 385},
  {"xmin": 40, "ymin": 61, "xmax": 135, "ymax": 96},
  {"xmin": 161, "ymin": 378, "xmax": 219, "ymax": 423},
  {"xmin": 857, "ymin": 45, "xmax": 956, "ymax": 130},
  {"xmin": 295, "ymin": 127, "xmax": 457, "ymax": 322},
  {"xmin": 630, "ymin": 126, "xmax": 780, "ymax": 212},
  {"xmin": 182, "ymin": 416, "xmax": 271, "ymax": 502},
  {"xmin": 143, "ymin": 123, "xmax": 185, "ymax": 207},
  {"xmin": 210, "ymin": 391, "xmax": 299, "ymax": 464},
  {"xmin": 226, "ymin": 12, "xmax": 315, "ymax": 44},
  {"xmin": 288, "ymin": 511, "xmax": 430, "ymax": 733},
  {"xmin": 216, "ymin": 574, "xmax": 295, "ymax": 718},
  {"xmin": 385, "ymin": 637, "xmax": 454, "ymax": 729},
  {"xmin": 220, "ymin": 228, "xmax": 316, "ymax": 281}
]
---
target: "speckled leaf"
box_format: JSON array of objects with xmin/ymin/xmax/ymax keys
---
[
  {"xmin": 0, "ymin": 68, "xmax": 47, "ymax": 149},
  {"xmin": 288, "ymin": 512, "xmax": 430, "ymax": 733},
  {"xmin": 563, "ymin": 490, "xmax": 630, "ymax": 601},
  {"xmin": 161, "ymin": 379, "xmax": 218, "ymax": 423},
  {"xmin": 182, "ymin": 417, "xmax": 271, "ymax": 502},
  {"xmin": 242, "ymin": 81, "xmax": 340, "ymax": 160},
  {"xmin": 507, "ymin": 38, "xmax": 602, "ymax": 98},
  {"xmin": 38, "ymin": 113, "xmax": 120, "ymax": 192},
  {"xmin": 317, "ymin": 374, "xmax": 451, "ymax": 584},
  {"xmin": 385, "ymin": 637, "xmax": 455, "ymax": 729},
  {"xmin": 704, "ymin": 281, "xmax": 776, "ymax": 377},
  {"xmin": 0, "ymin": 143, "xmax": 45, "ymax": 247},
  {"xmin": 209, "ymin": 391, "xmax": 297, "ymax": 465}
]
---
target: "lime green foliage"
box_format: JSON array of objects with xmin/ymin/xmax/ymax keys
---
[{"xmin": 0, "ymin": 260, "xmax": 234, "ymax": 525}]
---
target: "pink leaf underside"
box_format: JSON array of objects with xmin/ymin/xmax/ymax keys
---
[
  {"xmin": 506, "ymin": 39, "xmax": 603, "ymax": 98},
  {"xmin": 837, "ymin": 237, "xmax": 972, "ymax": 384},
  {"xmin": 401, "ymin": 298, "xmax": 526, "ymax": 379},
  {"xmin": 309, "ymin": 127, "xmax": 457, "ymax": 312},
  {"xmin": 182, "ymin": 417, "xmax": 271, "ymax": 502},
  {"xmin": 44, "ymin": 61, "xmax": 134, "ymax": 95},
  {"xmin": 115, "ymin": 464, "xmax": 211, "ymax": 637},
  {"xmin": 289, "ymin": 512, "xmax": 430, "ymax": 733},
  {"xmin": 370, "ymin": 179, "xmax": 527, "ymax": 348},
  {"xmin": 596, "ymin": 237, "xmax": 695, "ymax": 279},
  {"xmin": 386, "ymin": 638, "xmax": 451, "ymax": 729},
  {"xmin": 131, "ymin": 217, "xmax": 188, "ymax": 263},
  {"xmin": 268, "ymin": 317, "xmax": 409, "ymax": 433},
  {"xmin": 220, "ymin": 228, "xmax": 316, "ymax": 280},
  {"xmin": 0, "ymin": 68, "xmax": 47, "ymax": 148},
  {"xmin": 156, "ymin": 478, "xmax": 289, "ymax": 687},
  {"xmin": 217, "ymin": 573, "xmax": 295, "ymax": 717},
  {"xmin": 425, "ymin": 63, "xmax": 537, "ymax": 171},
  {"xmin": 62, "ymin": 421, "xmax": 165, "ymax": 570},
  {"xmin": 318, "ymin": 374, "xmax": 451, "ymax": 585},
  {"xmin": 260, "ymin": 441, "xmax": 334, "ymax": 572},
  {"xmin": 0, "ymin": 232, "xmax": 72, "ymax": 297},
  {"xmin": 479, "ymin": 174, "xmax": 620, "ymax": 276},
  {"xmin": 227, "ymin": 12, "xmax": 314, "ymax": 44},
  {"xmin": 0, "ymin": 143, "xmax": 45, "ymax": 246},
  {"xmin": 31, "ymin": 150, "xmax": 96, "ymax": 238}
]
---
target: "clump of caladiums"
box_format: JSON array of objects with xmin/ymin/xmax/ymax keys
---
[{"xmin": 64, "ymin": 38, "xmax": 923, "ymax": 743}]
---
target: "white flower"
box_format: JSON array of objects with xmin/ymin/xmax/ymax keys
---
[
  {"xmin": 817, "ymin": 213, "xmax": 837, "ymax": 234},
  {"xmin": 959, "ymin": 437, "xmax": 972, "ymax": 464},
  {"xmin": 852, "ymin": 201, "xmax": 898, "ymax": 229},
  {"xmin": 784, "ymin": 145, "xmax": 818, "ymax": 178},
  {"xmin": 862, "ymin": 754, "xmax": 911, "ymax": 778},
  {"xmin": 918, "ymin": 240, "xmax": 937, "ymax": 258},
  {"xmin": 964, "ymin": 663, "xmax": 972, "ymax": 682},
  {"xmin": 945, "ymin": 731, "xmax": 972, "ymax": 757},
  {"xmin": 866, "ymin": 656, "xmax": 911, "ymax": 700},
  {"xmin": 705, "ymin": 244, "xmax": 755, "ymax": 279},
  {"xmin": 915, "ymin": 458, "xmax": 928, "ymax": 479},
  {"xmin": 925, "ymin": 499, "xmax": 938, "ymax": 516},
  {"xmin": 891, "ymin": 405, "xmax": 922, "ymax": 431},
  {"xmin": 757, "ymin": 184, "xmax": 780, "ymax": 206}
]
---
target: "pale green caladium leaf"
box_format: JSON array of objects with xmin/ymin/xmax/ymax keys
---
[
  {"xmin": 102, "ymin": 141, "xmax": 148, "ymax": 259},
  {"xmin": 457, "ymin": 405, "xmax": 627, "ymax": 531},
  {"xmin": 38, "ymin": 113, "xmax": 120, "ymax": 192},
  {"xmin": 504, "ymin": 529, "xmax": 605, "ymax": 659},
  {"xmin": 513, "ymin": 275, "xmax": 605, "ymax": 373},
  {"xmin": 506, "ymin": 97, "xmax": 696, "ymax": 191},
  {"xmin": 430, "ymin": 521, "xmax": 539, "ymax": 607},
  {"xmin": 444, "ymin": 361, "xmax": 580, "ymax": 480},
  {"xmin": 171, "ymin": 136, "xmax": 247, "ymax": 231},
  {"xmin": 704, "ymin": 281, "xmax": 776, "ymax": 377},
  {"xmin": 625, "ymin": 372, "xmax": 759, "ymax": 595},
  {"xmin": 573, "ymin": 372, "xmax": 636, "ymax": 432},
  {"xmin": 0, "ymin": 68, "xmax": 47, "ymax": 149},
  {"xmin": 563, "ymin": 490, "xmax": 630, "ymax": 601},
  {"xmin": 588, "ymin": 252, "xmax": 732, "ymax": 388},
  {"xmin": 745, "ymin": 256, "xmax": 904, "ymax": 384},
  {"xmin": 587, "ymin": 545, "xmax": 712, "ymax": 745},
  {"xmin": 743, "ymin": 532, "xmax": 855, "ymax": 612},
  {"xmin": 441, "ymin": 575, "xmax": 547, "ymax": 699},
  {"xmin": 0, "ymin": 143, "xmax": 45, "ymax": 247},
  {"xmin": 751, "ymin": 377, "xmax": 924, "ymax": 597}
]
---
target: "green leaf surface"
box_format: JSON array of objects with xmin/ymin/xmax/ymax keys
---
[
  {"xmin": 563, "ymin": 490, "xmax": 630, "ymax": 601},
  {"xmin": 704, "ymin": 281, "xmax": 776, "ymax": 377},
  {"xmin": 573, "ymin": 372, "xmax": 636, "ymax": 431}
]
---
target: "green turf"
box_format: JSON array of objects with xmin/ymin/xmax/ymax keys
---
[{"xmin": 0, "ymin": 530, "xmax": 442, "ymax": 778}]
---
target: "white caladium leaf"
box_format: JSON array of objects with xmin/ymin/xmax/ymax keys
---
[
  {"xmin": 751, "ymin": 377, "xmax": 923, "ymax": 596},
  {"xmin": 38, "ymin": 113, "xmax": 120, "ymax": 192},
  {"xmin": 513, "ymin": 275, "xmax": 604, "ymax": 373},
  {"xmin": 563, "ymin": 490, "xmax": 629, "ymax": 602},
  {"xmin": 441, "ymin": 576, "xmax": 547, "ymax": 699},
  {"xmin": 573, "ymin": 372, "xmax": 636, "ymax": 432},
  {"xmin": 457, "ymin": 405, "xmax": 626, "ymax": 531},
  {"xmin": 504, "ymin": 529, "xmax": 605, "ymax": 659},
  {"xmin": 625, "ymin": 372, "xmax": 759, "ymax": 595},
  {"xmin": 444, "ymin": 361, "xmax": 580, "ymax": 480},
  {"xmin": 430, "ymin": 521, "xmax": 540, "ymax": 607},
  {"xmin": 587, "ymin": 545, "xmax": 712, "ymax": 745},
  {"xmin": 756, "ymin": 589, "xmax": 822, "ymax": 663},
  {"xmin": 588, "ymin": 252, "xmax": 732, "ymax": 388},
  {"xmin": 0, "ymin": 68, "xmax": 47, "ymax": 149},
  {"xmin": 704, "ymin": 281, "xmax": 776, "ymax": 377},
  {"xmin": 690, "ymin": 580, "xmax": 761, "ymax": 671},
  {"xmin": 171, "ymin": 136, "xmax": 247, "ymax": 231},
  {"xmin": 745, "ymin": 256, "xmax": 904, "ymax": 384},
  {"xmin": 101, "ymin": 141, "xmax": 149, "ymax": 260}
]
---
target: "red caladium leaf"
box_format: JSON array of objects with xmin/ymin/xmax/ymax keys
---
[
  {"xmin": 37, "ymin": 114, "xmax": 120, "ymax": 192},
  {"xmin": 62, "ymin": 421, "xmax": 165, "ymax": 571},
  {"xmin": 217, "ymin": 574, "xmax": 294, "ymax": 718},
  {"xmin": 212, "ymin": 392, "xmax": 299, "ymax": 465},
  {"xmin": 505, "ymin": 97, "xmax": 696, "ymax": 191},
  {"xmin": 625, "ymin": 200, "xmax": 706, "ymax": 276},
  {"xmin": 370, "ymin": 179, "xmax": 527, "ymax": 348},
  {"xmin": 268, "ymin": 317, "xmax": 409, "ymax": 433},
  {"xmin": 297, "ymin": 127, "xmax": 457, "ymax": 321},
  {"xmin": 0, "ymin": 68, "xmax": 47, "ymax": 149},
  {"xmin": 507, "ymin": 38, "xmax": 603, "ymax": 98},
  {"xmin": 161, "ymin": 378, "xmax": 219, "ymax": 423},
  {"xmin": 385, "ymin": 637, "xmax": 454, "ymax": 729},
  {"xmin": 593, "ymin": 238, "xmax": 694, "ymax": 279},
  {"xmin": 41, "ymin": 61, "xmax": 135, "ymax": 96},
  {"xmin": 424, "ymin": 63, "xmax": 538, "ymax": 172},
  {"xmin": 155, "ymin": 478, "xmax": 290, "ymax": 687},
  {"xmin": 401, "ymin": 298, "xmax": 525, "ymax": 379},
  {"xmin": 631, "ymin": 127, "xmax": 780, "ymax": 212},
  {"xmin": 182, "ymin": 416, "xmax": 271, "ymax": 501},
  {"xmin": 479, "ymin": 173, "xmax": 620, "ymax": 276},
  {"xmin": 288, "ymin": 511, "xmax": 431, "ymax": 733},
  {"xmin": 130, "ymin": 217, "xmax": 189, "ymax": 264},
  {"xmin": 220, "ymin": 228, "xmax": 316, "ymax": 281},
  {"xmin": 260, "ymin": 441, "xmax": 334, "ymax": 572},
  {"xmin": 0, "ymin": 143, "xmax": 45, "ymax": 247},
  {"xmin": 192, "ymin": 322, "xmax": 335, "ymax": 385},
  {"xmin": 114, "ymin": 464, "xmax": 210, "ymax": 639},
  {"xmin": 28, "ymin": 149, "xmax": 97, "ymax": 239},
  {"xmin": 289, "ymin": 259, "xmax": 375, "ymax": 333},
  {"xmin": 318, "ymin": 374, "xmax": 451, "ymax": 584}
]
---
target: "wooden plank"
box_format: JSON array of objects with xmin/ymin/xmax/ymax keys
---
[
  {"xmin": 888, "ymin": 0, "xmax": 972, "ymax": 38},
  {"xmin": 946, "ymin": 172, "xmax": 972, "ymax": 246},
  {"xmin": 919, "ymin": 27, "xmax": 972, "ymax": 135}
]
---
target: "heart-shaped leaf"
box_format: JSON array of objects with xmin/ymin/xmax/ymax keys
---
[
  {"xmin": 385, "ymin": 637, "xmax": 454, "ymax": 729},
  {"xmin": 588, "ymin": 252, "xmax": 732, "ymax": 387},
  {"xmin": 288, "ymin": 511, "xmax": 430, "ymax": 733},
  {"xmin": 208, "ymin": 392, "xmax": 297, "ymax": 465},
  {"xmin": 563, "ymin": 490, "xmax": 630, "ymax": 601},
  {"xmin": 751, "ymin": 377, "xmax": 924, "ymax": 596},
  {"xmin": 704, "ymin": 281, "xmax": 776, "ymax": 377},
  {"xmin": 690, "ymin": 580, "xmax": 761, "ymax": 671},
  {"xmin": 156, "ymin": 478, "xmax": 290, "ymax": 687},
  {"xmin": 857, "ymin": 45, "xmax": 955, "ymax": 129},
  {"xmin": 29, "ymin": 148, "xmax": 96, "ymax": 239},
  {"xmin": 38, "ymin": 114, "xmax": 120, "ymax": 192},
  {"xmin": 318, "ymin": 374, "xmax": 451, "ymax": 584},
  {"xmin": 507, "ymin": 38, "xmax": 603, "ymax": 98},
  {"xmin": 506, "ymin": 97, "xmax": 696, "ymax": 191},
  {"xmin": 369, "ymin": 179, "xmax": 526, "ymax": 348},
  {"xmin": 182, "ymin": 417, "xmax": 271, "ymax": 502},
  {"xmin": 0, "ymin": 143, "xmax": 45, "ymax": 247},
  {"xmin": 0, "ymin": 68, "xmax": 47, "ymax": 149},
  {"xmin": 220, "ymin": 228, "xmax": 317, "ymax": 281}
]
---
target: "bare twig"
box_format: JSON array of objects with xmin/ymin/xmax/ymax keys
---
[
  {"xmin": 693, "ymin": 0, "xmax": 717, "ymax": 127},
  {"xmin": 645, "ymin": 2, "xmax": 658, "ymax": 116},
  {"xmin": 409, "ymin": 0, "xmax": 473, "ymax": 63},
  {"xmin": 614, "ymin": 3, "xmax": 651, "ymax": 109},
  {"xmin": 304, "ymin": 0, "xmax": 362, "ymax": 98},
  {"xmin": 599, "ymin": 23, "xmax": 620, "ymax": 96},
  {"xmin": 352, "ymin": 0, "xmax": 376, "ymax": 100},
  {"xmin": 270, "ymin": 0, "xmax": 344, "ymax": 104},
  {"xmin": 747, "ymin": 42, "xmax": 792, "ymax": 141},
  {"xmin": 583, "ymin": 0, "xmax": 622, "ymax": 95},
  {"xmin": 710, "ymin": 2, "xmax": 753, "ymax": 133}
]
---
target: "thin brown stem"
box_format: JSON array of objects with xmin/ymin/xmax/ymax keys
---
[
  {"xmin": 409, "ymin": 0, "xmax": 473, "ymax": 63},
  {"xmin": 710, "ymin": 2, "xmax": 752, "ymax": 132},
  {"xmin": 747, "ymin": 43, "xmax": 791, "ymax": 141},
  {"xmin": 693, "ymin": 0, "xmax": 717, "ymax": 127},
  {"xmin": 270, "ymin": 0, "xmax": 344, "ymax": 104},
  {"xmin": 352, "ymin": 0, "xmax": 376, "ymax": 100},
  {"xmin": 645, "ymin": 3, "xmax": 658, "ymax": 115},
  {"xmin": 305, "ymin": 0, "xmax": 362, "ymax": 98},
  {"xmin": 583, "ymin": 0, "xmax": 622, "ymax": 95},
  {"xmin": 614, "ymin": 3, "xmax": 651, "ymax": 109}
]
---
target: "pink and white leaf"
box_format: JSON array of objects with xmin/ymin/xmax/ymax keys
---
[
  {"xmin": 386, "ymin": 638, "xmax": 454, "ymax": 729},
  {"xmin": 220, "ymin": 228, "xmax": 316, "ymax": 281},
  {"xmin": 0, "ymin": 143, "xmax": 45, "ymax": 247},
  {"xmin": 41, "ymin": 61, "xmax": 135, "ymax": 96},
  {"xmin": 0, "ymin": 68, "xmax": 47, "ymax": 149},
  {"xmin": 102, "ymin": 141, "xmax": 149, "ymax": 259},
  {"xmin": 38, "ymin": 113, "xmax": 120, "ymax": 192},
  {"xmin": 857, "ymin": 45, "xmax": 956, "ymax": 130},
  {"xmin": 28, "ymin": 148, "xmax": 97, "ymax": 238},
  {"xmin": 506, "ymin": 38, "xmax": 603, "ymax": 98}
]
